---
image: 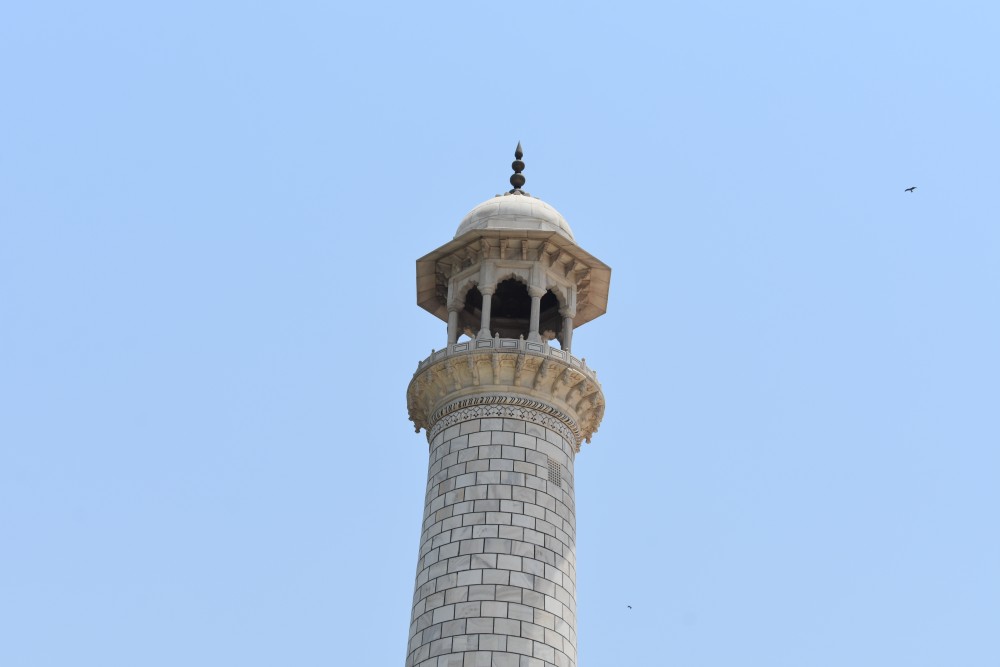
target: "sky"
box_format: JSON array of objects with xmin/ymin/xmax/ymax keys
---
[{"xmin": 1, "ymin": 1, "xmax": 998, "ymax": 665}]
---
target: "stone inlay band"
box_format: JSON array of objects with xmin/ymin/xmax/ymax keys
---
[{"xmin": 428, "ymin": 395, "xmax": 578, "ymax": 446}]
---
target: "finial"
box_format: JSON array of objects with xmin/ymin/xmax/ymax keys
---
[{"xmin": 509, "ymin": 141, "xmax": 527, "ymax": 195}]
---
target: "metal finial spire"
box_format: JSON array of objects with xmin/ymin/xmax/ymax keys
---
[{"xmin": 509, "ymin": 141, "xmax": 527, "ymax": 195}]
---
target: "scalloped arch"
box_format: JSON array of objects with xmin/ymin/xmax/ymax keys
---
[{"xmin": 492, "ymin": 267, "xmax": 531, "ymax": 289}]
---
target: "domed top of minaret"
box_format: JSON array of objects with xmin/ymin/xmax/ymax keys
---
[
  {"xmin": 416, "ymin": 143, "xmax": 610, "ymax": 332},
  {"xmin": 454, "ymin": 142, "xmax": 575, "ymax": 241}
]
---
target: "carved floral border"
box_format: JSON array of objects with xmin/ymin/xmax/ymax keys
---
[{"xmin": 428, "ymin": 394, "xmax": 578, "ymax": 448}]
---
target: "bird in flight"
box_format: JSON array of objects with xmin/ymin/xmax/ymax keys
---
[
  {"xmin": 627, "ymin": 605, "xmax": 632, "ymax": 609},
  {"xmin": 905, "ymin": 186, "xmax": 917, "ymax": 193}
]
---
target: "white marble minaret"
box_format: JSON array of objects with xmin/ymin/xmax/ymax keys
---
[{"xmin": 405, "ymin": 145, "xmax": 611, "ymax": 667}]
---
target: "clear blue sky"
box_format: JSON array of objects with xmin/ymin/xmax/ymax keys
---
[{"xmin": 2, "ymin": 2, "xmax": 998, "ymax": 665}]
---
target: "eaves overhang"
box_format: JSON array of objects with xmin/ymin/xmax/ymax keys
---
[{"xmin": 416, "ymin": 228, "xmax": 611, "ymax": 328}]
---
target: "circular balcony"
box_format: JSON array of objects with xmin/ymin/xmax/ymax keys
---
[{"xmin": 406, "ymin": 336, "xmax": 605, "ymax": 448}]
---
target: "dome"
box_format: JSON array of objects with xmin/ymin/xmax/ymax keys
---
[{"xmin": 455, "ymin": 194, "xmax": 575, "ymax": 241}]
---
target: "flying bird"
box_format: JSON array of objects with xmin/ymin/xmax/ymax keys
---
[
  {"xmin": 627, "ymin": 605, "xmax": 632, "ymax": 609},
  {"xmin": 905, "ymin": 186, "xmax": 917, "ymax": 192}
]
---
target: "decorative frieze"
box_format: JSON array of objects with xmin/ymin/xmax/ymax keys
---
[{"xmin": 427, "ymin": 395, "xmax": 578, "ymax": 445}]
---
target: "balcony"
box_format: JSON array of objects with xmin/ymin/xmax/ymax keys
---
[
  {"xmin": 415, "ymin": 336, "xmax": 597, "ymax": 384},
  {"xmin": 408, "ymin": 336, "xmax": 604, "ymax": 447}
]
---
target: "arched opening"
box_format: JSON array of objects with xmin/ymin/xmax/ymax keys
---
[
  {"xmin": 491, "ymin": 278, "xmax": 531, "ymax": 339},
  {"xmin": 538, "ymin": 290, "xmax": 563, "ymax": 344},
  {"xmin": 460, "ymin": 286, "xmax": 483, "ymax": 340},
  {"xmin": 456, "ymin": 280, "xmax": 567, "ymax": 344}
]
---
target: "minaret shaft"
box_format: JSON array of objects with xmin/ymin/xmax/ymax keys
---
[
  {"xmin": 405, "ymin": 398, "xmax": 579, "ymax": 667},
  {"xmin": 406, "ymin": 145, "xmax": 609, "ymax": 667},
  {"xmin": 406, "ymin": 338, "xmax": 602, "ymax": 667}
]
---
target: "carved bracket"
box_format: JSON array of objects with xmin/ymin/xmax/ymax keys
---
[{"xmin": 407, "ymin": 340, "xmax": 606, "ymax": 449}]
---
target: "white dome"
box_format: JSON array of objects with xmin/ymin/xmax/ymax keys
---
[{"xmin": 455, "ymin": 194, "xmax": 575, "ymax": 241}]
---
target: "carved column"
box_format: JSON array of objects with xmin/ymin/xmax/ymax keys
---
[
  {"xmin": 560, "ymin": 307, "xmax": 576, "ymax": 353},
  {"xmin": 447, "ymin": 304, "xmax": 461, "ymax": 345},
  {"xmin": 528, "ymin": 286, "xmax": 545, "ymax": 343},
  {"xmin": 477, "ymin": 286, "xmax": 495, "ymax": 339}
]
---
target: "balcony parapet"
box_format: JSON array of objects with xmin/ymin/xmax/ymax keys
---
[{"xmin": 407, "ymin": 337, "xmax": 605, "ymax": 449}]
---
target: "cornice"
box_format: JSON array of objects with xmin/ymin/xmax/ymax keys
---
[{"xmin": 415, "ymin": 231, "xmax": 611, "ymax": 328}]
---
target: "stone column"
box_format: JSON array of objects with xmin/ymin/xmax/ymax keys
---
[
  {"xmin": 560, "ymin": 309, "xmax": 575, "ymax": 353},
  {"xmin": 477, "ymin": 287, "xmax": 494, "ymax": 340},
  {"xmin": 447, "ymin": 307, "xmax": 460, "ymax": 345},
  {"xmin": 527, "ymin": 287, "xmax": 545, "ymax": 343}
]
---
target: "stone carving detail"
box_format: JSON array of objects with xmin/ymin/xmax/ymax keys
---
[
  {"xmin": 428, "ymin": 395, "xmax": 577, "ymax": 445},
  {"xmin": 407, "ymin": 338, "xmax": 605, "ymax": 448}
]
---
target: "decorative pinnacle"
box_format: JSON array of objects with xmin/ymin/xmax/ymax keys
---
[{"xmin": 509, "ymin": 141, "xmax": 526, "ymax": 194}]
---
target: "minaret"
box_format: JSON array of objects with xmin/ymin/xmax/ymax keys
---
[{"xmin": 405, "ymin": 145, "xmax": 611, "ymax": 667}]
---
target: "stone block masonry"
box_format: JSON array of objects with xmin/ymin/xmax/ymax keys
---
[{"xmin": 406, "ymin": 410, "xmax": 579, "ymax": 667}]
